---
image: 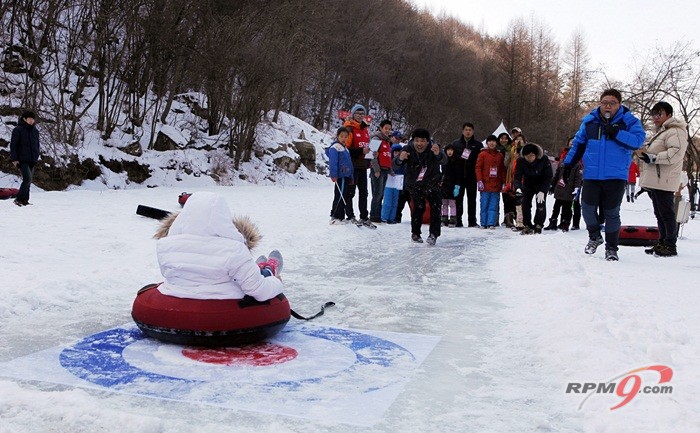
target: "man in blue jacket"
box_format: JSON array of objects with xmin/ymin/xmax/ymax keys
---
[
  {"xmin": 562, "ymin": 89, "xmax": 646, "ymax": 261},
  {"xmin": 10, "ymin": 110, "xmax": 41, "ymax": 207}
]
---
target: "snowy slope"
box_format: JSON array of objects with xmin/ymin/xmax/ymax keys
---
[{"xmin": 0, "ymin": 184, "xmax": 698, "ymax": 433}]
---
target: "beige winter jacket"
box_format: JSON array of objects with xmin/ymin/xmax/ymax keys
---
[{"xmin": 639, "ymin": 117, "xmax": 688, "ymax": 192}]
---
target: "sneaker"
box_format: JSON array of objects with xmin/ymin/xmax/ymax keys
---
[
  {"xmin": 489, "ymin": 226, "xmax": 496, "ymax": 230},
  {"xmin": 255, "ymin": 255, "xmax": 268, "ymax": 266},
  {"xmin": 361, "ymin": 218, "xmax": 377, "ymax": 229},
  {"xmin": 645, "ymin": 243, "xmax": 662, "ymax": 255},
  {"xmin": 411, "ymin": 234, "xmax": 423, "ymax": 243},
  {"xmin": 267, "ymin": 250, "xmax": 283, "ymax": 275},
  {"xmin": 348, "ymin": 218, "xmax": 361, "ymax": 226},
  {"xmin": 386, "ymin": 219, "xmax": 397, "ymax": 224},
  {"xmin": 329, "ymin": 218, "xmax": 347, "ymax": 225},
  {"xmin": 369, "ymin": 216, "xmax": 383, "ymax": 223},
  {"xmin": 543, "ymin": 220, "xmax": 558, "ymax": 231},
  {"xmin": 571, "ymin": 225, "xmax": 580, "ymax": 230},
  {"xmin": 426, "ymin": 234, "xmax": 437, "ymax": 245},
  {"xmin": 534, "ymin": 225, "xmax": 543, "ymax": 234},
  {"xmin": 584, "ymin": 236, "xmax": 604, "ymax": 254},
  {"xmin": 605, "ymin": 249, "xmax": 619, "ymax": 261},
  {"xmin": 654, "ymin": 244, "xmax": 678, "ymax": 257}
]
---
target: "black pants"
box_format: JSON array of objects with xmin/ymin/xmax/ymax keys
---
[
  {"xmin": 456, "ymin": 177, "xmax": 478, "ymax": 226},
  {"xmin": 396, "ymin": 189, "xmax": 411, "ymax": 222},
  {"xmin": 349, "ymin": 168, "xmax": 369, "ymax": 220},
  {"xmin": 502, "ymin": 192, "xmax": 516, "ymax": 220},
  {"xmin": 648, "ymin": 189, "xmax": 678, "ymax": 247},
  {"xmin": 573, "ymin": 195, "xmax": 581, "ymax": 226},
  {"xmin": 522, "ymin": 190, "xmax": 547, "ymax": 228},
  {"xmin": 410, "ymin": 186, "xmax": 443, "ymax": 238},
  {"xmin": 581, "ymin": 179, "xmax": 626, "ymax": 250},
  {"xmin": 331, "ymin": 178, "xmax": 355, "ymax": 220},
  {"xmin": 17, "ymin": 162, "xmax": 36, "ymax": 202}
]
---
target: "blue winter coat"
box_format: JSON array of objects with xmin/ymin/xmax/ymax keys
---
[
  {"xmin": 327, "ymin": 141, "xmax": 354, "ymax": 180},
  {"xmin": 10, "ymin": 118, "xmax": 40, "ymax": 163},
  {"xmin": 564, "ymin": 106, "xmax": 645, "ymax": 180}
]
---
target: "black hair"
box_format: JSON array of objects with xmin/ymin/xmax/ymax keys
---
[
  {"xmin": 522, "ymin": 143, "xmax": 538, "ymax": 156},
  {"xmin": 600, "ymin": 88, "xmax": 622, "ymax": 103},
  {"xmin": 461, "ymin": 122, "xmax": 474, "ymax": 130},
  {"xmin": 486, "ymin": 134, "xmax": 498, "ymax": 143},
  {"xmin": 651, "ymin": 101, "xmax": 673, "ymax": 116},
  {"xmin": 411, "ymin": 128, "xmax": 431, "ymax": 140},
  {"xmin": 336, "ymin": 126, "xmax": 350, "ymax": 137},
  {"xmin": 497, "ymin": 132, "xmax": 512, "ymax": 144},
  {"xmin": 379, "ymin": 119, "xmax": 392, "ymax": 128},
  {"xmin": 21, "ymin": 110, "xmax": 36, "ymax": 120}
]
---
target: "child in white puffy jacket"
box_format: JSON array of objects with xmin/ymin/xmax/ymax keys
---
[{"xmin": 154, "ymin": 192, "xmax": 283, "ymax": 302}]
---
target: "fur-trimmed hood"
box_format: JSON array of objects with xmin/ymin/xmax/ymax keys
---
[{"xmin": 153, "ymin": 192, "xmax": 261, "ymax": 250}]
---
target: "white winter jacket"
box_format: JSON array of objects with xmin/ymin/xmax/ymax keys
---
[
  {"xmin": 639, "ymin": 117, "xmax": 688, "ymax": 192},
  {"xmin": 156, "ymin": 192, "xmax": 283, "ymax": 301}
]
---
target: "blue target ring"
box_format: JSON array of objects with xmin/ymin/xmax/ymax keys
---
[{"xmin": 59, "ymin": 325, "xmax": 416, "ymax": 395}]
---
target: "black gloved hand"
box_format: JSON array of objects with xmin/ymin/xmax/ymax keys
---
[
  {"xmin": 548, "ymin": 185, "xmax": 555, "ymax": 195},
  {"xmin": 639, "ymin": 152, "xmax": 657, "ymax": 164},
  {"xmin": 604, "ymin": 123, "xmax": 621, "ymax": 140}
]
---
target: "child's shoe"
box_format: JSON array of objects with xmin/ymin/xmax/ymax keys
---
[{"xmin": 267, "ymin": 250, "xmax": 283, "ymax": 275}]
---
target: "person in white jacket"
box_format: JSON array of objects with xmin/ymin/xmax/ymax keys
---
[{"xmin": 153, "ymin": 192, "xmax": 284, "ymax": 301}]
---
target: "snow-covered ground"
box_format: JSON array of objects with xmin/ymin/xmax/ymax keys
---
[{"xmin": 1, "ymin": 183, "xmax": 698, "ymax": 433}]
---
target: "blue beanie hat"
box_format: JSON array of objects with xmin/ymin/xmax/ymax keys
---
[
  {"xmin": 391, "ymin": 143, "xmax": 403, "ymax": 153},
  {"xmin": 351, "ymin": 104, "xmax": 366, "ymax": 114}
]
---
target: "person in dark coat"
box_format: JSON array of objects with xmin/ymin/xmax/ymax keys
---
[
  {"xmin": 545, "ymin": 147, "xmax": 583, "ymax": 231},
  {"xmin": 440, "ymin": 143, "xmax": 460, "ymax": 227},
  {"xmin": 393, "ymin": 128, "xmax": 447, "ymax": 245},
  {"xmin": 449, "ymin": 122, "xmax": 483, "ymax": 227},
  {"xmin": 10, "ymin": 110, "xmax": 40, "ymax": 206},
  {"xmin": 513, "ymin": 143, "xmax": 553, "ymax": 234}
]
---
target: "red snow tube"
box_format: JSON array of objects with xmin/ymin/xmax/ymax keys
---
[
  {"xmin": 178, "ymin": 192, "xmax": 192, "ymax": 207},
  {"xmin": 618, "ymin": 225, "xmax": 660, "ymax": 247},
  {"xmin": 0, "ymin": 188, "xmax": 19, "ymax": 200},
  {"xmin": 131, "ymin": 284, "xmax": 291, "ymax": 347},
  {"xmin": 409, "ymin": 199, "xmax": 431, "ymax": 224}
]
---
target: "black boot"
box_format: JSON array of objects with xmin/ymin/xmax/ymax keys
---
[
  {"xmin": 448, "ymin": 216, "xmax": 456, "ymax": 228},
  {"xmin": 543, "ymin": 218, "xmax": 558, "ymax": 231},
  {"xmin": 441, "ymin": 215, "xmax": 448, "ymax": 227},
  {"xmin": 558, "ymin": 220, "xmax": 570, "ymax": 232}
]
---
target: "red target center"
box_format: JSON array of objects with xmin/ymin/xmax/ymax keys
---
[{"xmin": 181, "ymin": 343, "xmax": 298, "ymax": 366}]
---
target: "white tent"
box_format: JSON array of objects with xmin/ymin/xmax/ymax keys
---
[{"xmin": 481, "ymin": 120, "xmax": 510, "ymax": 144}]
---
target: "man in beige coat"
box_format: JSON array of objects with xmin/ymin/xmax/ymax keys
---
[{"xmin": 639, "ymin": 101, "xmax": 688, "ymax": 257}]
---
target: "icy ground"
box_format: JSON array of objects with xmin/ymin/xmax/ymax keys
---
[{"xmin": 1, "ymin": 184, "xmax": 698, "ymax": 433}]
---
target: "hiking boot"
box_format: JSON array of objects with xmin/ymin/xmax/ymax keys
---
[
  {"xmin": 543, "ymin": 219, "xmax": 558, "ymax": 230},
  {"xmin": 558, "ymin": 221, "xmax": 570, "ymax": 232},
  {"xmin": 654, "ymin": 244, "xmax": 678, "ymax": 257},
  {"xmin": 441, "ymin": 216, "xmax": 449, "ymax": 227},
  {"xmin": 645, "ymin": 242, "xmax": 662, "ymax": 255},
  {"xmin": 13, "ymin": 198, "xmax": 24, "ymax": 207},
  {"xmin": 426, "ymin": 234, "xmax": 437, "ymax": 246},
  {"xmin": 534, "ymin": 225, "xmax": 543, "ymax": 234},
  {"xmin": 267, "ymin": 250, "xmax": 283, "ymax": 275},
  {"xmin": 504, "ymin": 212, "xmax": 515, "ymax": 228},
  {"xmin": 411, "ymin": 234, "xmax": 423, "ymax": 243},
  {"xmin": 361, "ymin": 218, "xmax": 377, "ymax": 229},
  {"xmin": 448, "ymin": 217, "xmax": 456, "ymax": 228},
  {"xmin": 605, "ymin": 249, "xmax": 619, "ymax": 261},
  {"xmin": 584, "ymin": 236, "xmax": 604, "ymax": 254},
  {"xmin": 520, "ymin": 226, "xmax": 534, "ymax": 235}
]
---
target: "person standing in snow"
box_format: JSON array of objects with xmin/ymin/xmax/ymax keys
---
[
  {"xmin": 638, "ymin": 101, "xmax": 689, "ymax": 257},
  {"xmin": 497, "ymin": 132, "xmax": 517, "ymax": 227},
  {"xmin": 561, "ymin": 89, "xmax": 646, "ymax": 261},
  {"xmin": 545, "ymin": 147, "xmax": 583, "ymax": 232},
  {"xmin": 626, "ymin": 158, "xmax": 640, "ymax": 203},
  {"xmin": 475, "ymin": 135, "xmax": 505, "ymax": 229},
  {"xmin": 10, "ymin": 110, "xmax": 40, "ymax": 207},
  {"xmin": 390, "ymin": 131, "xmax": 411, "ymax": 222},
  {"xmin": 344, "ymin": 104, "xmax": 376, "ymax": 228},
  {"xmin": 327, "ymin": 127, "xmax": 356, "ymax": 225},
  {"xmin": 513, "ymin": 143, "xmax": 553, "ymax": 234},
  {"xmin": 154, "ymin": 192, "xmax": 284, "ymax": 302},
  {"xmin": 381, "ymin": 143, "xmax": 405, "ymax": 224},
  {"xmin": 440, "ymin": 143, "xmax": 460, "ymax": 227},
  {"xmin": 449, "ymin": 122, "xmax": 483, "ymax": 227},
  {"xmin": 369, "ymin": 120, "xmax": 393, "ymax": 223},
  {"xmin": 393, "ymin": 128, "xmax": 447, "ymax": 245}
]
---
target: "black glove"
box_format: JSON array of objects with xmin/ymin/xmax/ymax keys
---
[
  {"xmin": 639, "ymin": 152, "xmax": 657, "ymax": 164},
  {"xmin": 548, "ymin": 185, "xmax": 555, "ymax": 195},
  {"xmin": 604, "ymin": 123, "xmax": 621, "ymax": 139}
]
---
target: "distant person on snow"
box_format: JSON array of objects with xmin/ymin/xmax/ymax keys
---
[
  {"xmin": 154, "ymin": 192, "xmax": 284, "ymax": 302},
  {"xmin": 440, "ymin": 143, "xmax": 460, "ymax": 227},
  {"xmin": 344, "ymin": 104, "xmax": 376, "ymax": 228},
  {"xmin": 369, "ymin": 119, "xmax": 393, "ymax": 223},
  {"xmin": 10, "ymin": 110, "xmax": 40, "ymax": 207},
  {"xmin": 393, "ymin": 128, "xmax": 447, "ymax": 245},
  {"xmin": 327, "ymin": 126, "xmax": 356, "ymax": 225},
  {"xmin": 513, "ymin": 143, "xmax": 553, "ymax": 234},
  {"xmin": 381, "ymin": 143, "xmax": 406, "ymax": 224},
  {"xmin": 450, "ymin": 122, "xmax": 483, "ymax": 227},
  {"xmin": 626, "ymin": 158, "xmax": 640, "ymax": 203},
  {"xmin": 475, "ymin": 135, "xmax": 505, "ymax": 229},
  {"xmin": 545, "ymin": 146, "xmax": 582, "ymax": 232},
  {"xmin": 561, "ymin": 88, "xmax": 646, "ymax": 261}
]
